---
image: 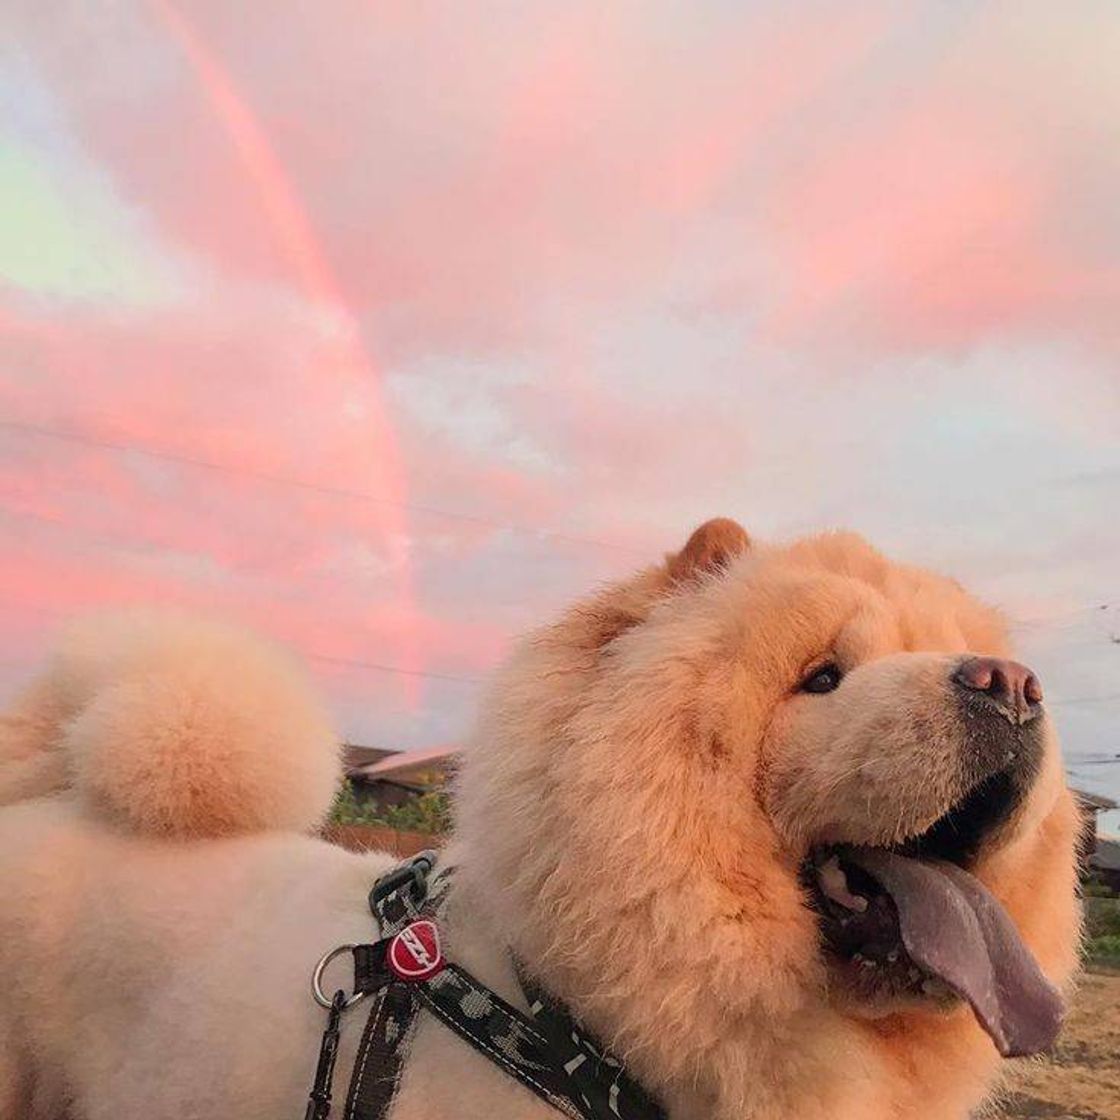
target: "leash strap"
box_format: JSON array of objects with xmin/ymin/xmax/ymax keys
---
[
  {"xmin": 306, "ymin": 854, "xmax": 665, "ymax": 1120},
  {"xmin": 304, "ymin": 990, "xmax": 347, "ymax": 1120}
]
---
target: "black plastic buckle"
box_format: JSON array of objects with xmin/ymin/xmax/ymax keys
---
[{"xmin": 368, "ymin": 851, "xmax": 437, "ymax": 914}]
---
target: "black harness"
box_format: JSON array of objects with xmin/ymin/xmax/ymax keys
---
[{"xmin": 304, "ymin": 853, "xmax": 666, "ymax": 1120}]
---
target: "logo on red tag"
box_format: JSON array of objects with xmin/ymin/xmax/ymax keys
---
[{"xmin": 387, "ymin": 920, "xmax": 445, "ymax": 981}]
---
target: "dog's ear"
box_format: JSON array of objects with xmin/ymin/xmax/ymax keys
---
[
  {"xmin": 667, "ymin": 517, "xmax": 750, "ymax": 584},
  {"xmin": 574, "ymin": 518, "xmax": 750, "ymax": 652}
]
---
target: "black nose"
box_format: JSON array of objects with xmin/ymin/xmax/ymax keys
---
[{"xmin": 953, "ymin": 656, "xmax": 1043, "ymax": 723}]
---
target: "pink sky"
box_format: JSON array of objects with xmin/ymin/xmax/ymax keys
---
[{"xmin": 2, "ymin": 3, "xmax": 1118, "ymax": 814}]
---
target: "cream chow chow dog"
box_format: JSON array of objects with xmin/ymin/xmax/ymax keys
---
[{"xmin": 0, "ymin": 520, "xmax": 1080, "ymax": 1120}]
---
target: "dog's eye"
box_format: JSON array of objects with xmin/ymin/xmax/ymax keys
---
[{"xmin": 800, "ymin": 663, "xmax": 843, "ymax": 694}]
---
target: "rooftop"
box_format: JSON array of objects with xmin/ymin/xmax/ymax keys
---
[
  {"xmin": 342, "ymin": 743, "xmax": 399, "ymax": 771},
  {"xmin": 348, "ymin": 745, "xmax": 459, "ymax": 784},
  {"xmin": 1074, "ymin": 789, "xmax": 1119, "ymax": 812},
  {"xmin": 1091, "ymin": 835, "xmax": 1120, "ymax": 872}
]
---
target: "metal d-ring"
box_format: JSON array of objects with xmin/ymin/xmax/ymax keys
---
[{"xmin": 312, "ymin": 944, "xmax": 368, "ymax": 1010}]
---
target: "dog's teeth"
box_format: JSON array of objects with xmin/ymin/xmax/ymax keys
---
[
  {"xmin": 817, "ymin": 857, "xmax": 869, "ymax": 913},
  {"xmin": 852, "ymin": 952, "xmax": 864, "ymax": 963},
  {"xmin": 861, "ymin": 959, "xmax": 877, "ymax": 969},
  {"xmin": 886, "ymin": 950, "xmax": 899, "ymax": 964}
]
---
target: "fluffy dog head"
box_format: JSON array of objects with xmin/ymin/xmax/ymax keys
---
[{"xmin": 457, "ymin": 519, "xmax": 1079, "ymax": 1116}]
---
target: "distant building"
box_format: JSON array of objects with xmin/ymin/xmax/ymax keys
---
[
  {"xmin": 1075, "ymin": 788, "xmax": 1120, "ymax": 873},
  {"xmin": 342, "ymin": 744, "xmax": 398, "ymax": 770},
  {"xmin": 341, "ymin": 748, "xmax": 1119, "ymax": 874},
  {"xmin": 343, "ymin": 743, "xmax": 458, "ymax": 814},
  {"xmin": 1089, "ymin": 835, "xmax": 1120, "ymax": 894},
  {"xmin": 1075, "ymin": 788, "xmax": 1117, "ymax": 818}
]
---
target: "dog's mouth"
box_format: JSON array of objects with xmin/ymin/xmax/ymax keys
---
[{"xmin": 804, "ymin": 769, "xmax": 1063, "ymax": 1058}]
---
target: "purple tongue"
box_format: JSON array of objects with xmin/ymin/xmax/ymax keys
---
[{"xmin": 839, "ymin": 848, "xmax": 1064, "ymax": 1057}]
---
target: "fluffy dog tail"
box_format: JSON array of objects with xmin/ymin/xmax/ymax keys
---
[{"xmin": 0, "ymin": 610, "xmax": 341, "ymax": 838}]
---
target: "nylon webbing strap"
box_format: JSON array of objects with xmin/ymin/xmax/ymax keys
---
[
  {"xmin": 342, "ymin": 981, "xmax": 421, "ymax": 1120},
  {"xmin": 343, "ymin": 854, "xmax": 449, "ymax": 1120},
  {"xmin": 416, "ymin": 963, "xmax": 588, "ymax": 1120},
  {"xmin": 518, "ymin": 970, "xmax": 666, "ymax": 1120},
  {"xmin": 340, "ymin": 855, "xmax": 665, "ymax": 1120}
]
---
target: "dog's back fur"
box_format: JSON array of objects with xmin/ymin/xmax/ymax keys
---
[{"xmin": 0, "ymin": 611, "xmax": 560, "ymax": 1120}]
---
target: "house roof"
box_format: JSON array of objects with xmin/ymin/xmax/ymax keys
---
[
  {"xmin": 342, "ymin": 743, "xmax": 400, "ymax": 771},
  {"xmin": 1074, "ymin": 788, "xmax": 1119, "ymax": 812},
  {"xmin": 350, "ymin": 745, "xmax": 459, "ymax": 783},
  {"xmin": 1091, "ymin": 835, "xmax": 1120, "ymax": 872}
]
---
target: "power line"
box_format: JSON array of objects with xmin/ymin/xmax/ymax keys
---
[
  {"xmin": 1048, "ymin": 691, "xmax": 1120, "ymax": 708},
  {"xmin": 0, "ymin": 594, "xmax": 487, "ymax": 687},
  {"xmin": 1015, "ymin": 634, "xmax": 1120, "ymax": 653},
  {"xmin": 1011, "ymin": 603, "xmax": 1113, "ymax": 631},
  {"xmin": 0, "ymin": 419, "xmax": 649, "ymax": 556},
  {"xmin": 306, "ymin": 651, "xmax": 484, "ymax": 685},
  {"xmin": 2, "ymin": 419, "xmax": 1114, "ymax": 693},
  {"xmin": 0, "ymin": 580, "xmax": 1112, "ymax": 696}
]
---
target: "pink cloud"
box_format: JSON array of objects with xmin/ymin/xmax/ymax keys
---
[{"xmin": 2, "ymin": 2, "xmax": 1118, "ymax": 761}]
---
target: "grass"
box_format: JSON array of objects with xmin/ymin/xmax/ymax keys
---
[
  {"xmin": 327, "ymin": 780, "xmax": 452, "ymax": 835},
  {"xmin": 1085, "ymin": 897, "xmax": 1120, "ymax": 967},
  {"xmin": 1088, "ymin": 934, "xmax": 1120, "ymax": 967}
]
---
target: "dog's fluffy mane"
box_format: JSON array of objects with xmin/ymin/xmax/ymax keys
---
[{"xmin": 454, "ymin": 526, "xmax": 1079, "ymax": 1116}]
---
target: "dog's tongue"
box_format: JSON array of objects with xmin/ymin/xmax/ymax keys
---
[{"xmin": 839, "ymin": 847, "xmax": 1063, "ymax": 1057}]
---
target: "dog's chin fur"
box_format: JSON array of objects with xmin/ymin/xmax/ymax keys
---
[{"xmin": 0, "ymin": 524, "xmax": 1081, "ymax": 1120}]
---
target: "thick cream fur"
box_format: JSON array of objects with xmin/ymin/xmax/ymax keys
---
[
  {"xmin": 0, "ymin": 609, "xmax": 341, "ymax": 836},
  {"xmin": 0, "ymin": 528, "xmax": 1080, "ymax": 1120}
]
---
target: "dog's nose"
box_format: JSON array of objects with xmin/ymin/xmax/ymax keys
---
[{"xmin": 953, "ymin": 656, "xmax": 1043, "ymax": 722}]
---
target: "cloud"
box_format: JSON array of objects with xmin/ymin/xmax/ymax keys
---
[{"xmin": 0, "ymin": 2, "xmax": 1117, "ymax": 802}]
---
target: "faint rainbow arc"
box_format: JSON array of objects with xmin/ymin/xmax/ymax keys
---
[{"xmin": 151, "ymin": 0, "xmax": 422, "ymax": 704}]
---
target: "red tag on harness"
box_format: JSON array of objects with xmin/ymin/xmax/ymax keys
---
[{"xmin": 387, "ymin": 920, "xmax": 445, "ymax": 981}]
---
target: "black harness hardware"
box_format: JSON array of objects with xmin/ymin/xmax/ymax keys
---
[
  {"xmin": 302, "ymin": 854, "xmax": 666, "ymax": 1120},
  {"xmin": 367, "ymin": 852, "xmax": 434, "ymax": 912},
  {"xmin": 304, "ymin": 990, "xmax": 346, "ymax": 1120}
]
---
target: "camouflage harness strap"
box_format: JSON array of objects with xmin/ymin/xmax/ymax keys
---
[{"xmin": 305, "ymin": 853, "xmax": 666, "ymax": 1120}]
